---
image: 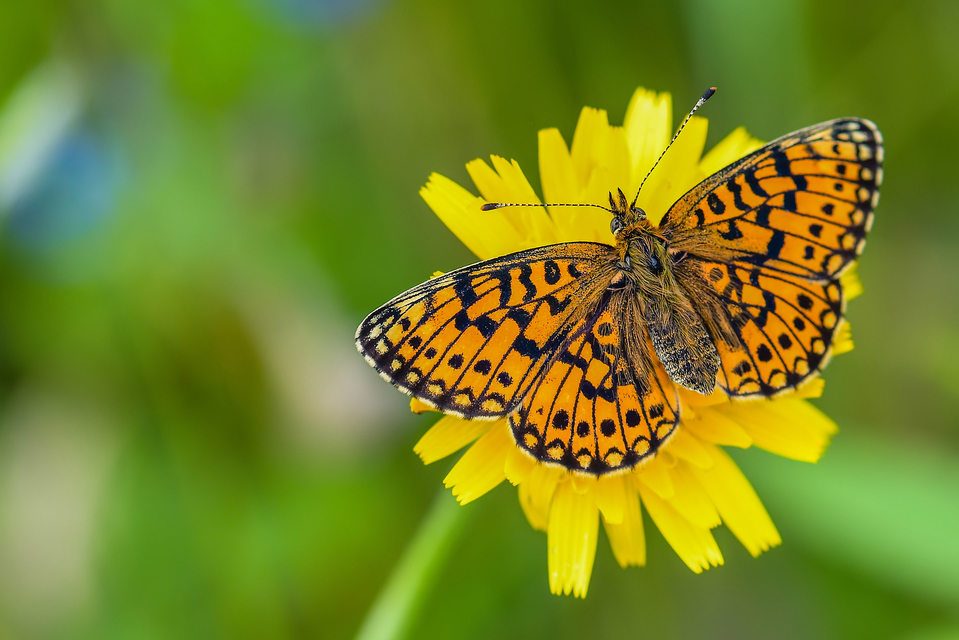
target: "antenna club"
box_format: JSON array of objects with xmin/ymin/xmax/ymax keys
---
[
  {"xmin": 631, "ymin": 86, "xmax": 717, "ymax": 208},
  {"xmin": 481, "ymin": 203, "xmax": 505, "ymax": 211}
]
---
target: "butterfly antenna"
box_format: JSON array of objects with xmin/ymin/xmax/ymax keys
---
[
  {"xmin": 631, "ymin": 86, "xmax": 716, "ymax": 209},
  {"xmin": 480, "ymin": 201, "xmax": 615, "ymax": 214}
]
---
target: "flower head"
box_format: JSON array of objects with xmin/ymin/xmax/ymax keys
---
[{"xmin": 414, "ymin": 88, "xmax": 860, "ymax": 597}]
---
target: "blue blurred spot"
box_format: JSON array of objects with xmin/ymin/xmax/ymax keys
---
[
  {"xmin": 264, "ymin": 0, "xmax": 384, "ymax": 28},
  {"xmin": 7, "ymin": 130, "xmax": 118, "ymax": 252}
]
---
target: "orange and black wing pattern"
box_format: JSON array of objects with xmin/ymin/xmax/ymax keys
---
[
  {"xmin": 675, "ymin": 257, "xmax": 845, "ymax": 397},
  {"xmin": 355, "ymin": 243, "xmax": 616, "ymax": 419},
  {"xmin": 662, "ymin": 118, "xmax": 883, "ymax": 397},
  {"xmin": 662, "ymin": 118, "xmax": 882, "ymax": 280},
  {"xmin": 509, "ymin": 292, "xmax": 679, "ymax": 474}
]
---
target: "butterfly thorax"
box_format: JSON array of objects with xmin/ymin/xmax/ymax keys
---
[
  {"xmin": 602, "ymin": 190, "xmax": 722, "ymax": 396},
  {"xmin": 605, "ymin": 190, "xmax": 671, "ymax": 294}
]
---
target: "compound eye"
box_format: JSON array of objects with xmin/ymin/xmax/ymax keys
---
[{"xmin": 610, "ymin": 217, "xmax": 624, "ymax": 235}]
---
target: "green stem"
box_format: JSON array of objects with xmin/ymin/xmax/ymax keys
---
[{"xmin": 355, "ymin": 489, "xmax": 470, "ymax": 640}]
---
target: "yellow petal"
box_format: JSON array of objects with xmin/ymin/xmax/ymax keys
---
[
  {"xmin": 409, "ymin": 398, "xmax": 436, "ymax": 414},
  {"xmin": 548, "ymin": 480, "xmax": 599, "ymax": 597},
  {"xmin": 698, "ymin": 126, "xmax": 763, "ymax": 177},
  {"xmin": 539, "ymin": 127, "xmax": 580, "ymax": 204},
  {"xmin": 603, "ymin": 488, "xmax": 646, "ymax": 568},
  {"xmin": 682, "ymin": 406, "xmax": 753, "ymax": 448},
  {"xmin": 570, "ymin": 107, "xmax": 610, "ymax": 188},
  {"xmin": 720, "ymin": 399, "xmax": 838, "ymax": 462},
  {"xmin": 635, "ymin": 454, "xmax": 675, "ymax": 499},
  {"xmin": 638, "ymin": 116, "xmax": 708, "ymax": 226},
  {"xmin": 505, "ymin": 444, "xmax": 536, "ymax": 486},
  {"xmin": 841, "ymin": 262, "xmax": 864, "ymax": 301},
  {"xmin": 443, "ymin": 421, "xmax": 511, "ymax": 504},
  {"xmin": 467, "ymin": 155, "xmax": 537, "ymax": 204},
  {"xmin": 833, "ymin": 321, "xmax": 854, "ymax": 356},
  {"xmin": 591, "ymin": 474, "xmax": 627, "ymax": 525},
  {"xmin": 579, "ymin": 126, "xmax": 632, "ymax": 211},
  {"xmin": 638, "ymin": 484, "xmax": 723, "ymax": 573},
  {"xmin": 414, "ymin": 415, "xmax": 494, "ymax": 464},
  {"xmin": 680, "ymin": 386, "xmax": 734, "ymax": 408},
  {"xmin": 793, "ymin": 377, "xmax": 825, "ymax": 399},
  {"xmin": 667, "ymin": 428, "xmax": 714, "ymax": 469},
  {"xmin": 491, "ymin": 155, "xmax": 559, "ymax": 247},
  {"xmin": 570, "ymin": 472, "xmax": 595, "ymax": 495},
  {"xmin": 667, "ymin": 461, "xmax": 722, "ymax": 529},
  {"xmin": 624, "ymin": 88, "xmax": 671, "ymax": 187},
  {"xmin": 690, "ymin": 444, "xmax": 781, "ymax": 557},
  {"xmin": 518, "ymin": 464, "xmax": 563, "ymax": 532},
  {"xmin": 465, "ymin": 158, "xmax": 556, "ymax": 254},
  {"xmin": 552, "ymin": 191, "xmax": 610, "ymax": 244},
  {"xmin": 420, "ymin": 173, "xmax": 523, "ymax": 260}
]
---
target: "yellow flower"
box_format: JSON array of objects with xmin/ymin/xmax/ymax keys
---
[{"xmin": 414, "ymin": 88, "xmax": 860, "ymax": 597}]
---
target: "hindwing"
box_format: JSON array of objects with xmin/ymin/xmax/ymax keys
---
[
  {"xmin": 509, "ymin": 291, "xmax": 680, "ymax": 474},
  {"xmin": 675, "ymin": 257, "xmax": 844, "ymax": 397}
]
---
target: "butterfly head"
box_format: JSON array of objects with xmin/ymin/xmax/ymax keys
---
[{"xmin": 608, "ymin": 188, "xmax": 647, "ymax": 238}]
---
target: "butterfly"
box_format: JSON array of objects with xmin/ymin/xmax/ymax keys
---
[{"xmin": 355, "ymin": 99, "xmax": 882, "ymax": 476}]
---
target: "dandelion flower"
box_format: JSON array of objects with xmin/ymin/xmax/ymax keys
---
[{"xmin": 374, "ymin": 87, "xmax": 872, "ymax": 597}]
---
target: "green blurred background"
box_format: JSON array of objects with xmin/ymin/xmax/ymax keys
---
[{"xmin": 0, "ymin": 0, "xmax": 957, "ymax": 638}]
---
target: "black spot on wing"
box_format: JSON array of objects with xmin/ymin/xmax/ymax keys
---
[
  {"xmin": 545, "ymin": 295, "xmax": 571, "ymax": 316},
  {"xmin": 744, "ymin": 169, "xmax": 769, "ymax": 198},
  {"xmin": 707, "ymin": 191, "xmax": 726, "ymax": 215},
  {"xmin": 754, "ymin": 204, "xmax": 771, "ymax": 227},
  {"xmin": 579, "ymin": 380, "xmax": 596, "ymax": 400},
  {"xmin": 453, "ymin": 276, "xmax": 478, "ymax": 306},
  {"xmin": 474, "ymin": 315, "xmax": 497, "ymax": 338},
  {"xmin": 720, "ymin": 220, "xmax": 744, "ymax": 241},
  {"xmin": 518, "ymin": 264, "xmax": 536, "ymax": 302},
  {"xmin": 766, "ymin": 229, "xmax": 785, "ymax": 259},
  {"xmin": 514, "ymin": 336, "xmax": 540, "ymax": 358},
  {"xmin": 544, "ymin": 260, "xmax": 561, "ymax": 285},
  {"xmin": 732, "ymin": 361, "xmax": 752, "ymax": 376},
  {"xmin": 756, "ymin": 344, "xmax": 773, "ymax": 362},
  {"xmin": 506, "ymin": 307, "xmax": 533, "ymax": 329},
  {"xmin": 600, "ymin": 419, "xmax": 616, "ymax": 437},
  {"xmin": 782, "ymin": 191, "xmax": 796, "ymax": 212},
  {"xmin": 552, "ymin": 410, "xmax": 569, "ymax": 430},
  {"xmin": 773, "ymin": 151, "xmax": 790, "ymax": 177}
]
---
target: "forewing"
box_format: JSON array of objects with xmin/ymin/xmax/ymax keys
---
[
  {"xmin": 675, "ymin": 256, "xmax": 844, "ymax": 397},
  {"xmin": 355, "ymin": 243, "xmax": 616, "ymax": 418},
  {"xmin": 662, "ymin": 118, "xmax": 882, "ymax": 280},
  {"xmin": 509, "ymin": 291, "xmax": 680, "ymax": 475}
]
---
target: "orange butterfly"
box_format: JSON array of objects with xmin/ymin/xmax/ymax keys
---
[{"xmin": 356, "ymin": 91, "xmax": 882, "ymax": 476}]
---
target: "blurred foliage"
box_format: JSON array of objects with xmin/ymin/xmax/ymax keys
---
[{"xmin": 0, "ymin": 0, "xmax": 956, "ymax": 638}]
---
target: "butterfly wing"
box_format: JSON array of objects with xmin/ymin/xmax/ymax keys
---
[
  {"xmin": 355, "ymin": 243, "xmax": 617, "ymax": 418},
  {"xmin": 509, "ymin": 290, "xmax": 680, "ymax": 474},
  {"xmin": 661, "ymin": 118, "xmax": 882, "ymax": 397},
  {"xmin": 662, "ymin": 118, "xmax": 882, "ymax": 279},
  {"xmin": 674, "ymin": 256, "xmax": 845, "ymax": 396}
]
